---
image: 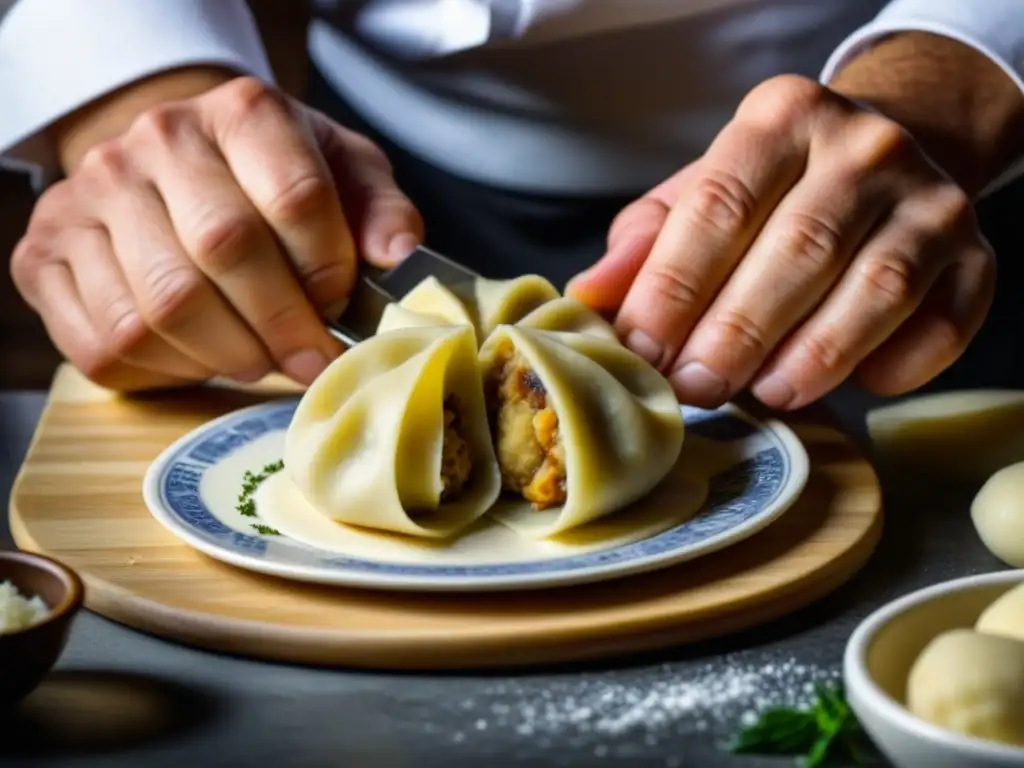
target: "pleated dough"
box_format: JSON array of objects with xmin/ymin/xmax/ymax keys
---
[
  {"xmin": 479, "ymin": 324, "xmax": 685, "ymax": 538},
  {"xmin": 516, "ymin": 296, "xmax": 619, "ymax": 341},
  {"xmin": 284, "ymin": 325, "xmax": 501, "ymax": 538},
  {"xmin": 376, "ymin": 274, "xmax": 561, "ymax": 340},
  {"xmin": 456, "ymin": 275, "xmax": 561, "ymax": 336}
]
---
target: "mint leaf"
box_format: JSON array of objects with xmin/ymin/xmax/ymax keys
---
[{"xmin": 727, "ymin": 680, "xmax": 877, "ymax": 766}]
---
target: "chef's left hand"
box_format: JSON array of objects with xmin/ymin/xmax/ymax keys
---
[{"xmin": 567, "ymin": 74, "xmax": 996, "ymax": 410}]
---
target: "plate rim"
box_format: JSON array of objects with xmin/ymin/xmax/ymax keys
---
[{"xmin": 142, "ymin": 399, "xmax": 809, "ymax": 592}]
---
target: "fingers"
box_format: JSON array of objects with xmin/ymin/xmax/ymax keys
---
[
  {"xmin": 77, "ymin": 140, "xmax": 273, "ymax": 381},
  {"xmin": 665, "ymin": 151, "xmax": 892, "ymax": 406},
  {"xmin": 127, "ymin": 106, "xmax": 341, "ymax": 383},
  {"xmin": 17, "ymin": 257, "xmax": 185, "ymax": 392},
  {"xmin": 613, "ymin": 119, "xmax": 806, "ymax": 370},
  {"xmin": 750, "ymin": 184, "xmax": 976, "ymax": 410},
  {"xmin": 565, "ymin": 199, "xmax": 665, "ymax": 312},
  {"xmin": 199, "ymin": 78, "xmax": 356, "ymax": 313},
  {"xmin": 855, "ymin": 241, "xmax": 995, "ymax": 395},
  {"xmin": 309, "ymin": 111, "xmax": 424, "ymax": 268},
  {"xmin": 62, "ymin": 223, "xmax": 213, "ymax": 381}
]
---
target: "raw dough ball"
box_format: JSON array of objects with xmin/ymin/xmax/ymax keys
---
[
  {"xmin": 867, "ymin": 391, "xmax": 1024, "ymax": 482},
  {"xmin": 972, "ymin": 462, "xmax": 1024, "ymax": 567},
  {"xmin": 976, "ymin": 582, "xmax": 1024, "ymax": 641},
  {"xmin": 907, "ymin": 629, "xmax": 1024, "ymax": 746}
]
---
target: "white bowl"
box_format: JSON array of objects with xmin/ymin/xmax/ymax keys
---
[{"xmin": 845, "ymin": 570, "xmax": 1024, "ymax": 767}]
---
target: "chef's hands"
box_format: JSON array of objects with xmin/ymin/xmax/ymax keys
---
[
  {"xmin": 568, "ymin": 75, "xmax": 996, "ymax": 410},
  {"xmin": 11, "ymin": 76, "xmax": 422, "ymax": 391}
]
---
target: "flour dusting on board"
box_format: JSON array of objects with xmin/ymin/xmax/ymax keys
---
[{"xmin": 446, "ymin": 657, "xmax": 840, "ymax": 754}]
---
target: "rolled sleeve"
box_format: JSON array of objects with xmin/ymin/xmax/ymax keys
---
[
  {"xmin": 0, "ymin": 0, "xmax": 275, "ymax": 188},
  {"xmin": 820, "ymin": 0, "xmax": 1024, "ymax": 195}
]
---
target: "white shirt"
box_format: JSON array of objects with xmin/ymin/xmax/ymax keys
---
[{"xmin": 1, "ymin": 0, "xmax": 1022, "ymax": 196}]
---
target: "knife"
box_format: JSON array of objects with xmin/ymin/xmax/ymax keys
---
[{"xmin": 325, "ymin": 245, "xmax": 480, "ymax": 347}]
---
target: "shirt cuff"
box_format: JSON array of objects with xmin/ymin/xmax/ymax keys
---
[
  {"xmin": 0, "ymin": 0, "xmax": 275, "ymax": 190},
  {"xmin": 819, "ymin": 0, "xmax": 1024, "ymax": 198}
]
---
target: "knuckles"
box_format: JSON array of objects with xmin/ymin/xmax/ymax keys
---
[
  {"xmin": 190, "ymin": 210, "xmax": 263, "ymax": 276},
  {"xmin": 773, "ymin": 212, "xmax": 843, "ymax": 273},
  {"xmin": 9, "ymin": 235, "xmax": 49, "ymax": 292},
  {"xmin": 856, "ymin": 254, "xmax": 916, "ymax": 310},
  {"xmin": 685, "ymin": 170, "xmax": 757, "ymax": 240},
  {"xmin": 99, "ymin": 295, "xmax": 149, "ymax": 360},
  {"xmin": 641, "ymin": 261, "xmax": 703, "ymax": 315},
  {"xmin": 215, "ymin": 76, "xmax": 291, "ymax": 125},
  {"xmin": 127, "ymin": 103, "xmax": 191, "ymax": 150},
  {"xmin": 737, "ymin": 74, "xmax": 828, "ymax": 130},
  {"xmin": 137, "ymin": 263, "xmax": 207, "ymax": 334},
  {"xmin": 263, "ymin": 173, "xmax": 335, "ymax": 226}
]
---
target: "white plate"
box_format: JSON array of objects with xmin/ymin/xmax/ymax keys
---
[{"xmin": 143, "ymin": 400, "xmax": 809, "ymax": 592}]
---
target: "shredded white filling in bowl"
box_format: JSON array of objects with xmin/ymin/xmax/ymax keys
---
[{"xmin": 0, "ymin": 580, "xmax": 49, "ymax": 634}]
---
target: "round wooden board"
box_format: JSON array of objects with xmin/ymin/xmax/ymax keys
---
[{"xmin": 9, "ymin": 365, "xmax": 882, "ymax": 670}]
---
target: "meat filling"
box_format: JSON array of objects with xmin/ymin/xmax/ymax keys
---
[
  {"xmin": 440, "ymin": 396, "xmax": 472, "ymax": 501},
  {"xmin": 488, "ymin": 344, "xmax": 567, "ymax": 510}
]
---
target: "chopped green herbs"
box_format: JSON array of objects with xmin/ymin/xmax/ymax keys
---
[
  {"xmin": 236, "ymin": 460, "xmax": 284, "ymax": 536},
  {"xmin": 728, "ymin": 682, "xmax": 875, "ymax": 766}
]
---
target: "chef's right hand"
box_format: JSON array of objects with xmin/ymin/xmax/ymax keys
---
[{"xmin": 11, "ymin": 75, "xmax": 423, "ymax": 391}]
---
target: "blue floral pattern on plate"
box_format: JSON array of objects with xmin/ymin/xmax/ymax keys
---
[{"xmin": 145, "ymin": 399, "xmax": 807, "ymax": 589}]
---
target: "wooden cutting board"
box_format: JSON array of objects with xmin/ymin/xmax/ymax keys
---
[{"xmin": 9, "ymin": 364, "xmax": 882, "ymax": 670}]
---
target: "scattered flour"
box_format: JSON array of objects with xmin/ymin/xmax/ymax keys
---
[{"xmin": 454, "ymin": 656, "xmax": 839, "ymax": 747}]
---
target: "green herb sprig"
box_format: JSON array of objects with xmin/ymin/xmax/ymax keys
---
[
  {"xmin": 236, "ymin": 460, "xmax": 284, "ymax": 535},
  {"xmin": 728, "ymin": 682, "xmax": 875, "ymax": 766}
]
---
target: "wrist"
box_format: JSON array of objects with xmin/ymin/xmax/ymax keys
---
[
  {"xmin": 49, "ymin": 65, "xmax": 238, "ymax": 174},
  {"xmin": 829, "ymin": 31, "xmax": 1024, "ymax": 196}
]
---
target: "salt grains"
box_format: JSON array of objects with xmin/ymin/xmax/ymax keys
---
[{"xmin": 469, "ymin": 657, "xmax": 839, "ymax": 742}]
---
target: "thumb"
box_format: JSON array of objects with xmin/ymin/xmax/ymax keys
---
[
  {"xmin": 566, "ymin": 198, "xmax": 668, "ymax": 312},
  {"xmin": 307, "ymin": 109, "xmax": 425, "ymax": 268}
]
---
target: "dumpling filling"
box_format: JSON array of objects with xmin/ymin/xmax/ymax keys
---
[
  {"xmin": 487, "ymin": 343, "xmax": 567, "ymax": 510},
  {"xmin": 440, "ymin": 396, "xmax": 472, "ymax": 500}
]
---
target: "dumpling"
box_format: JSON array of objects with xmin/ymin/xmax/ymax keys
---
[
  {"xmin": 478, "ymin": 324, "xmax": 685, "ymax": 538},
  {"xmin": 376, "ymin": 276, "xmax": 475, "ymax": 334},
  {"xmin": 284, "ymin": 325, "xmax": 501, "ymax": 538},
  {"xmin": 455, "ymin": 275, "xmax": 561, "ymax": 336},
  {"xmin": 971, "ymin": 461, "xmax": 1024, "ymax": 567},
  {"xmin": 906, "ymin": 629, "xmax": 1024, "ymax": 746},
  {"xmin": 976, "ymin": 582, "xmax": 1024, "ymax": 641},
  {"xmin": 516, "ymin": 296, "xmax": 619, "ymax": 341},
  {"xmin": 375, "ymin": 274, "xmax": 561, "ymax": 340}
]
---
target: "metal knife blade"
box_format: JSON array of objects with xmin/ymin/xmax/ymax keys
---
[{"xmin": 326, "ymin": 245, "xmax": 480, "ymax": 347}]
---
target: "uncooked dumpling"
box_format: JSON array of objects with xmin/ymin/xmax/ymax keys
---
[
  {"xmin": 284, "ymin": 325, "xmax": 500, "ymax": 538},
  {"xmin": 376, "ymin": 276, "xmax": 475, "ymax": 335},
  {"xmin": 478, "ymin": 324, "xmax": 684, "ymax": 538},
  {"xmin": 976, "ymin": 582, "xmax": 1024, "ymax": 641},
  {"xmin": 971, "ymin": 461, "xmax": 1024, "ymax": 567},
  {"xmin": 906, "ymin": 629, "xmax": 1024, "ymax": 746},
  {"xmin": 456, "ymin": 275, "xmax": 561, "ymax": 337},
  {"xmin": 867, "ymin": 390, "xmax": 1024, "ymax": 482},
  {"xmin": 516, "ymin": 296, "xmax": 618, "ymax": 341},
  {"xmin": 376, "ymin": 274, "xmax": 561, "ymax": 340}
]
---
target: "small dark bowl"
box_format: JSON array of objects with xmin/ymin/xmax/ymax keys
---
[{"xmin": 0, "ymin": 549, "xmax": 84, "ymax": 707}]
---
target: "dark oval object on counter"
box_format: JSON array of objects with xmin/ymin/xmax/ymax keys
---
[{"xmin": 0, "ymin": 549, "xmax": 84, "ymax": 707}]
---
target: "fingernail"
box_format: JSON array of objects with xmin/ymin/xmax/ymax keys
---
[
  {"xmin": 751, "ymin": 373, "xmax": 795, "ymax": 410},
  {"xmin": 283, "ymin": 349, "xmax": 330, "ymax": 385},
  {"xmin": 624, "ymin": 329, "xmax": 665, "ymax": 367},
  {"xmin": 324, "ymin": 298, "xmax": 348, "ymax": 321},
  {"xmin": 232, "ymin": 366, "xmax": 269, "ymax": 384},
  {"xmin": 387, "ymin": 233, "xmax": 420, "ymax": 266},
  {"xmin": 670, "ymin": 362, "xmax": 729, "ymax": 404}
]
